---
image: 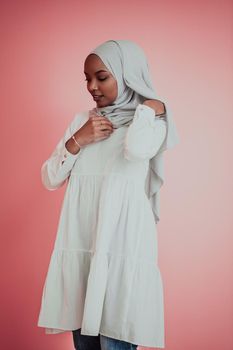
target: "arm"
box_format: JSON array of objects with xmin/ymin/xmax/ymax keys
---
[
  {"xmin": 123, "ymin": 104, "xmax": 167, "ymax": 162},
  {"xmin": 41, "ymin": 113, "xmax": 88, "ymax": 190}
]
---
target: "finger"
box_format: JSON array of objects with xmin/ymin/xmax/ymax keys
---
[
  {"xmin": 98, "ymin": 124, "xmax": 114, "ymax": 131},
  {"xmin": 102, "ymin": 130, "xmax": 113, "ymax": 137},
  {"xmin": 91, "ymin": 116, "xmax": 112, "ymax": 124},
  {"xmin": 95, "ymin": 131, "xmax": 112, "ymax": 142},
  {"xmin": 92, "ymin": 120, "xmax": 114, "ymax": 129},
  {"xmin": 95, "ymin": 126, "xmax": 114, "ymax": 138},
  {"xmin": 90, "ymin": 116, "xmax": 113, "ymax": 126}
]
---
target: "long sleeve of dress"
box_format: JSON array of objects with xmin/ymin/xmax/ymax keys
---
[
  {"xmin": 41, "ymin": 113, "xmax": 88, "ymax": 191},
  {"xmin": 123, "ymin": 104, "xmax": 167, "ymax": 161}
]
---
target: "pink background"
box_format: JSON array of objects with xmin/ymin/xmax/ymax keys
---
[{"xmin": 1, "ymin": 0, "xmax": 232, "ymax": 349}]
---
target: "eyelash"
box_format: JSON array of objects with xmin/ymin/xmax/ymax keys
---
[{"xmin": 84, "ymin": 77, "xmax": 107, "ymax": 82}]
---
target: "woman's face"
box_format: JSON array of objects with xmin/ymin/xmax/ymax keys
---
[{"xmin": 84, "ymin": 54, "xmax": 118, "ymax": 108}]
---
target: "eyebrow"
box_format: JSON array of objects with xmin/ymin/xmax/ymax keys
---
[{"xmin": 84, "ymin": 70, "xmax": 108, "ymax": 75}]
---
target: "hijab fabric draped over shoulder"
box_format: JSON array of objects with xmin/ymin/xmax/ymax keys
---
[{"xmin": 88, "ymin": 39, "xmax": 179, "ymax": 223}]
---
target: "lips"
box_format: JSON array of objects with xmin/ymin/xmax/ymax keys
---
[{"xmin": 93, "ymin": 95, "xmax": 103, "ymax": 100}]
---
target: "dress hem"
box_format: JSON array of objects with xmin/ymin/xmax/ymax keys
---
[{"xmin": 38, "ymin": 324, "xmax": 165, "ymax": 348}]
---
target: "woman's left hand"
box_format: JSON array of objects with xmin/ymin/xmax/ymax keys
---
[{"xmin": 142, "ymin": 99, "xmax": 166, "ymax": 116}]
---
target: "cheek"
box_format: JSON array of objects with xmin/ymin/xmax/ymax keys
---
[{"xmin": 110, "ymin": 80, "xmax": 118, "ymax": 99}]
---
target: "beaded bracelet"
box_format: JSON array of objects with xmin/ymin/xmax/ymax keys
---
[{"xmin": 72, "ymin": 135, "xmax": 82, "ymax": 148}]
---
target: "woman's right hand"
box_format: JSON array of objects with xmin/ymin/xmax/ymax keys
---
[
  {"xmin": 65, "ymin": 113, "xmax": 114, "ymax": 154},
  {"xmin": 75, "ymin": 113, "xmax": 114, "ymax": 146}
]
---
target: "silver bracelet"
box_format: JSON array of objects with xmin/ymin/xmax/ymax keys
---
[{"xmin": 72, "ymin": 135, "xmax": 82, "ymax": 148}]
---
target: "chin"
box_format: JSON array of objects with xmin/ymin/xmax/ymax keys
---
[{"xmin": 96, "ymin": 101, "xmax": 107, "ymax": 108}]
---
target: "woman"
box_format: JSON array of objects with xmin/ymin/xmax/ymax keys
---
[{"xmin": 37, "ymin": 39, "xmax": 179, "ymax": 349}]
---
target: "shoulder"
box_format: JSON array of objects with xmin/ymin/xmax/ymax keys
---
[
  {"xmin": 73, "ymin": 110, "xmax": 89, "ymax": 122},
  {"xmin": 70, "ymin": 110, "xmax": 89, "ymax": 127},
  {"xmin": 63, "ymin": 110, "xmax": 90, "ymax": 136}
]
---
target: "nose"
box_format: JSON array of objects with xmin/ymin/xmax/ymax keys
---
[{"xmin": 89, "ymin": 80, "xmax": 99, "ymax": 93}]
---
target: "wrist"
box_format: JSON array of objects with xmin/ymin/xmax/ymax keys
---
[
  {"xmin": 142, "ymin": 99, "xmax": 166, "ymax": 116},
  {"xmin": 142, "ymin": 101, "xmax": 157, "ymax": 116},
  {"xmin": 65, "ymin": 137, "xmax": 80, "ymax": 155},
  {"xmin": 72, "ymin": 134, "xmax": 83, "ymax": 148}
]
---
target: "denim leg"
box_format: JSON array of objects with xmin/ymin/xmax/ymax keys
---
[
  {"xmin": 72, "ymin": 328, "xmax": 101, "ymax": 350},
  {"xmin": 100, "ymin": 334, "xmax": 138, "ymax": 350}
]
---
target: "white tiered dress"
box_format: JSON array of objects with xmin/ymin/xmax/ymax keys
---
[{"xmin": 37, "ymin": 104, "xmax": 167, "ymax": 348}]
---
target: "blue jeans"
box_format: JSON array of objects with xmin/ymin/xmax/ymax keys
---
[{"xmin": 72, "ymin": 328, "xmax": 138, "ymax": 350}]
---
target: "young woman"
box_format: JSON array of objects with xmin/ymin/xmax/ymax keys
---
[{"xmin": 37, "ymin": 39, "xmax": 179, "ymax": 350}]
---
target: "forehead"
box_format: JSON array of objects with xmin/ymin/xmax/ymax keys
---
[{"xmin": 84, "ymin": 54, "xmax": 109, "ymax": 73}]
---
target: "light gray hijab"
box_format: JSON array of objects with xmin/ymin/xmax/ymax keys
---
[{"xmin": 88, "ymin": 39, "xmax": 179, "ymax": 224}]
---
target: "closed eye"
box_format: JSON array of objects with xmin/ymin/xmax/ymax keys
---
[
  {"xmin": 99, "ymin": 77, "xmax": 107, "ymax": 81},
  {"xmin": 84, "ymin": 77, "xmax": 108, "ymax": 82}
]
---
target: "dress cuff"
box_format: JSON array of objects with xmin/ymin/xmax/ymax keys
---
[
  {"xmin": 133, "ymin": 104, "xmax": 159, "ymax": 128},
  {"xmin": 123, "ymin": 103, "xmax": 167, "ymax": 162},
  {"xmin": 61, "ymin": 145, "xmax": 83, "ymax": 165}
]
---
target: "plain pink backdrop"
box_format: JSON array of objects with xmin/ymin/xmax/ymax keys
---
[{"xmin": 1, "ymin": 0, "xmax": 232, "ymax": 349}]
